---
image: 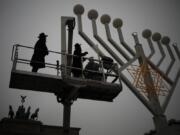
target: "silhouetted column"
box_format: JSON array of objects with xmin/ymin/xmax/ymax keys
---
[{"xmin": 62, "ymin": 100, "xmax": 72, "ymax": 133}]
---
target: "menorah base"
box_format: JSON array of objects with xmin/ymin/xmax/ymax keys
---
[
  {"xmin": 145, "ymin": 119, "xmax": 180, "ymax": 135},
  {"xmin": 153, "ymin": 115, "xmax": 168, "ymax": 132}
]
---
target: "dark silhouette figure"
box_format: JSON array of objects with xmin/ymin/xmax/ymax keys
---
[
  {"xmin": 31, "ymin": 108, "xmax": 39, "ymax": 120},
  {"xmin": 25, "ymin": 106, "xmax": 31, "ymax": 119},
  {"xmin": 84, "ymin": 57, "xmax": 102, "ymax": 80},
  {"xmin": 72, "ymin": 43, "xmax": 88, "ymax": 77},
  {"xmin": 15, "ymin": 105, "xmax": 25, "ymax": 119},
  {"xmin": 8, "ymin": 105, "xmax": 14, "ymax": 119},
  {"xmin": 15, "ymin": 106, "xmax": 20, "ymax": 119},
  {"xmin": 20, "ymin": 95, "xmax": 26, "ymax": 105},
  {"xmin": 30, "ymin": 33, "xmax": 49, "ymax": 72}
]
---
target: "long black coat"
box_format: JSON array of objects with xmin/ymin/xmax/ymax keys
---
[
  {"xmin": 30, "ymin": 39, "xmax": 48, "ymax": 68},
  {"xmin": 72, "ymin": 49, "xmax": 87, "ymax": 77}
]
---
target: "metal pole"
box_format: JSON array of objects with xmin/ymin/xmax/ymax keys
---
[
  {"xmin": 56, "ymin": 60, "xmax": 60, "ymax": 76},
  {"xmin": 161, "ymin": 36, "xmax": 175, "ymax": 75},
  {"xmin": 162, "ymin": 69, "xmax": 180, "ymax": 112},
  {"xmin": 146, "ymin": 38, "xmax": 155, "ymax": 59},
  {"xmin": 12, "ymin": 45, "xmax": 18, "ymax": 70},
  {"xmin": 156, "ymin": 41, "xmax": 166, "ymax": 67},
  {"xmin": 63, "ymin": 100, "xmax": 72, "ymax": 133},
  {"xmin": 99, "ymin": 56, "xmax": 106, "ymax": 82},
  {"xmin": 81, "ymin": 56, "xmax": 83, "ymax": 78},
  {"xmin": 172, "ymin": 43, "xmax": 180, "ymax": 60},
  {"xmin": 67, "ymin": 18, "xmax": 75, "ymax": 76},
  {"xmin": 61, "ymin": 17, "xmax": 67, "ymax": 78}
]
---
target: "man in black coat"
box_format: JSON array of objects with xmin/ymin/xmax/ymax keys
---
[
  {"xmin": 72, "ymin": 43, "xmax": 88, "ymax": 77},
  {"xmin": 30, "ymin": 33, "xmax": 49, "ymax": 72},
  {"xmin": 84, "ymin": 57, "xmax": 102, "ymax": 80}
]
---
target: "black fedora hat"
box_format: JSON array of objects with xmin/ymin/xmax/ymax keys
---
[
  {"xmin": 75, "ymin": 43, "xmax": 81, "ymax": 47},
  {"xmin": 38, "ymin": 33, "xmax": 48, "ymax": 38}
]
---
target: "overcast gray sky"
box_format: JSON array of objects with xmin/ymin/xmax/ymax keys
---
[{"xmin": 0, "ymin": 0, "xmax": 180, "ymax": 135}]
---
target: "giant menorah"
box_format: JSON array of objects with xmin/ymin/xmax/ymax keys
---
[
  {"xmin": 73, "ymin": 4, "xmax": 180, "ymax": 134},
  {"xmin": 9, "ymin": 4, "xmax": 180, "ymax": 135}
]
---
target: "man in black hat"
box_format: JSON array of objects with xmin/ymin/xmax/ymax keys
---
[
  {"xmin": 72, "ymin": 43, "xmax": 88, "ymax": 77},
  {"xmin": 30, "ymin": 33, "xmax": 49, "ymax": 72}
]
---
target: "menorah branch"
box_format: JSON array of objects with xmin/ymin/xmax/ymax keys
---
[
  {"xmin": 73, "ymin": 5, "xmax": 105, "ymax": 57},
  {"xmin": 156, "ymin": 41, "xmax": 166, "ymax": 67},
  {"xmin": 162, "ymin": 69, "xmax": 180, "ymax": 112},
  {"xmin": 88, "ymin": 10, "xmax": 124, "ymax": 65},
  {"xmin": 172, "ymin": 43, "xmax": 180, "ymax": 60},
  {"xmin": 161, "ymin": 36, "xmax": 175, "ymax": 75},
  {"xmin": 151, "ymin": 33, "xmax": 166, "ymax": 67},
  {"xmin": 116, "ymin": 26, "xmax": 136, "ymax": 57},
  {"xmin": 100, "ymin": 15, "xmax": 131, "ymax": 61},
  {"xmin": 142, "ymin": 29, "xmax": 155, "ymax": 59}
]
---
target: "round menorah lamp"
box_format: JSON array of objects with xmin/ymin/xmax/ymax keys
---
[
  {"xmin": 142, "ymin": 29, "xmax": 152, "ymax": 39},
  {"xmin": 112, "ymin": 18, "xmax": 123, "ymax": 28},
  {"xmin": 152, "ymin": 32, "xmax": 162, "ymax": 41},
  {"xmin": 73, "ymin": 4, "xmax": 84, "ymax": 15},
  {"xmin": 88, "ymin": 9, "xmax": 98, "ymax": 20},
  {"xmin": 100, "ymin": 14, "xmax": 111, "ymax": 24},
  {"xmin": 161, "ymin": 36, "xmax": 170, "ymax": 45}
]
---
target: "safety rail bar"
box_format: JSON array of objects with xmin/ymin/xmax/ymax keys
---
[{"xmin": 11, "ymin": 44, "xmax": 119, "ymax": 83}]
